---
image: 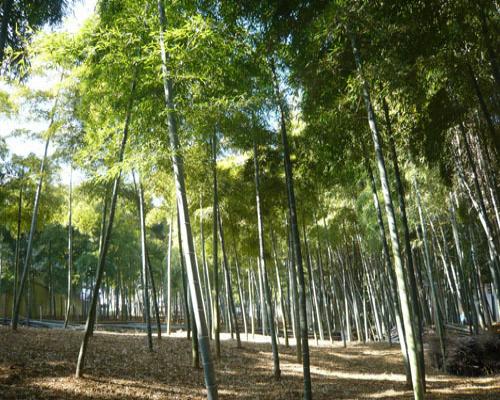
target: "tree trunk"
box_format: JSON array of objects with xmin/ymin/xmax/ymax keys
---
[
  {"xmin": 434, "ymin": 222, "xmax": 463, "ymax": 322},
  {"xmin": 64, "ymin": 166, "xmax": 73, "ymax": 329},
  {"xmin": 87, "ymin": 189, "xmax": 109, "ymax": 334},
  {"xmin": 200, "ymin": 193, "xmax": 213, "ymax": 339},
  {"xmin": 383, "ymin": 99, "xmax": 426, "ymax": 387},
  {"xmin": 271, "ymin": 60, "xmax": 311, "ymax": 399},
  {"xmin": 470, "ymin": 226, "xmax": 494, "ymax": 326},
  {"xmin": 48, "ymin": 242, "xmax": 54, "ymax": 319},
  {"xmin": 365, "ymin": 157, "xmax": 412, "ymax": 381},
  {"xmin": 12, "ymin": 176, "xmax": 23, "ymax": 320},
  {"xmin": 359, "ymin": 245, "xmax": 384, "ymax": 340},
  {"xmin": 211, "ymin": 133, "xmax": 221, "ymax": 358},
  {"xmin": 178, "ymin": 208, "xmax": 191, "ymax": 338},
  {"xmin": 253, "ymin": 141, "xmax": 281, "ymax": 379},
  {"xmin": 314, "ymin": 214, "xmax": 333, "ymax": 342},
  {"xmin": 12, "ymin": 91, "xmax": 60, "ymax": 330},
  {"xmin": 257, "ymin": 257, "xmax": 266, "ymax": 335},
  {"xmin": 341, "ymin": 260, "xmax": 351, "ymax": 343},
  {"xmin": 27, "ymin": 270, "xmax": 32, "ymax": 323},
  {"xmin": 248, "ymin": 269, "xmax": 255, "ymax": 338},
  {"xmin": 287, "ymin": 217, "xmax": 301, "ymax": 361},
  {"xmin": 187, "ymin": 289, "xmax": 200, "ymax": 368},
  {"xmin": 217, "ymin": 211, "xmax": 241, "ymax": 347},
  {"xmin": 157, "ymin": 2, "xmax": 217, "ymax": 397},
  {"xmin": 75, "ymin": 69, "xmax": 137, "ymax": 377},
  {"xmin": 449, "ymin": 193, "xmax": 473, "ymax": 325},
  {"xmin": 147, "ymin": 253, "xmax": 162, "ymax": 339},
  {"xmin": 135, "ymin": 172, "xmax": 153, "ymax": 351},
  {"xmin": 271, "ymin": 229, "xmax": 289, "ymax": 347},
  {"xmin": 457, "ymin": 127, "xmax": 500, "ymax": 309},
  {"xmin": 0, "ymin": 0, "xmax": 13, "ymax": 63},
  {"xmin": 166, "ymin": 216, "xmax": 173, "ymax": 334},
  {"xmin": 234, "ymin": 249, "xmax": 247, "ymax": 339},
  {"xmin": 303, "ymin": 223, "xmax": 322, "ymax": 343},
  {"xmin": 350, "ymin": 31, "xmax": 423, "ymax": 399},
  {"xmin": 414, "ymin": 180, "xmax": 446, "ymax": 369}
]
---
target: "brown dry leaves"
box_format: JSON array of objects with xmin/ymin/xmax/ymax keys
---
[{"xmin": 1, "ymin": 326, "xmax": 499, "ymax": 399}]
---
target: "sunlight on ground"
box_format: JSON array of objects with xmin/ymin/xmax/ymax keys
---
[
  {"xmin": 2, "ymin": 327, "xmax": 499, "ymax": 399},
  {"xmin": 432, "ymin": 380, "xmax": 500, "ymax": 393},
  {"xmin": 425, "ymin": 374, "xmax": 500, "ymax": 384},
  {"xmin": 310, "ymin": 365, "xmax": 407, "ymax": 382},
  {"xmin": 330, "ymin": 352, "xmax": 364, "ymax": 360},
  {"xmin": 367, "ymin": 388, "xmax": 409, "ymax": 398}
]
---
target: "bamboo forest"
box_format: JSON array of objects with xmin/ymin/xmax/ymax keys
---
[{"xmin": 1, "ymin": 1, "xmax": 500, "ymax": 399}]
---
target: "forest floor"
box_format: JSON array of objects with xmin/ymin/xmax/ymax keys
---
[{"xmin": 1, "ymin": 325, "xmax": 499, "ymax": 399}]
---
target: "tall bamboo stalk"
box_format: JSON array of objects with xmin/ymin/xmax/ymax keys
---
[
  {"xmin": 12, "ymin": 90, "xmax": 60, "ymax": 331},
  {"xmin": 64, "ymin": 166, "xmax": 73, "ymax": 329},
  {"xmin": 76, "ymin": 68, "xmax": 138, "ymax": 377},
  {"xmin": 157, "ymin": 2, "xmax": 217, "ymax": 397},
  {"xmin": 350, "ymin": 31, "xmax": 423, "ymax": 399},
  {"xmin": 271, "ymin": 58, "xmax": 311, "ymax": 399},
  {"xmin": 253, "ymin": 141, "xmax": 280, "ymax": 379}
]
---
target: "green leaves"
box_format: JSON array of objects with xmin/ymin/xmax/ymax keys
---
[{"xmin": 0, "ymin": 88, "xmax": 17, "ymax": 115}]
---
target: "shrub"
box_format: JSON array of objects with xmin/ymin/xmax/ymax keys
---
[{"xmin": 429, "ymin": 333, "xmax": 500, "ymax": 376}]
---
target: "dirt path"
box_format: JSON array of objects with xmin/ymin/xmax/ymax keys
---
[{"xmin": 1, "ymin": 326, "xmax": 499, "ymax": 399}]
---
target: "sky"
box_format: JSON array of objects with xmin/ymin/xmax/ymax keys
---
[{"xmin": 0, "ymin": 0, "xmax": 97, "ymax": 185}]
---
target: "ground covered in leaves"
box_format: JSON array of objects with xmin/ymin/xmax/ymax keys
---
[{"xmin": 1, "ymin": 326, "xmax": 499, "ymax": 399}]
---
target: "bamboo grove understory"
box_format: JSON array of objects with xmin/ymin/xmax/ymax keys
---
[{"xmin": 0, "ymin": 1, "xmax": 499, "ymax": 400}]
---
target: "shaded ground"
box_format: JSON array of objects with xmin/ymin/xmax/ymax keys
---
[{"xmin": 1, "ymin": 326, "xmax": 499, "ymax": 399}]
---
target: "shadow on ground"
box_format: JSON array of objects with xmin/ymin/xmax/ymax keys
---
[{"xmin": 0, "ymin": 326, "xmax": 499, "ymax": 399}]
